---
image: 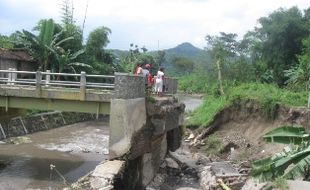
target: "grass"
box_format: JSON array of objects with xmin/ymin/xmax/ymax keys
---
[{"xmin": 187, "ymin": 82, "xmax": 308, "ymax": 127}]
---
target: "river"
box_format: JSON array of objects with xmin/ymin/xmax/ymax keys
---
[
  {"xmin": 0, "ymin": 95, "xmax": 203, "ymax": 190},
  {"xmin": 0, "ymin": 120, "xmax": 109, "ymax": 190}
]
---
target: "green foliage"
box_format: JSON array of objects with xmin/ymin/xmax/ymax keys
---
[
  {"xmin": 205, "ymin": 32, "xmax": 240, "ymax": 95},
  {"xmin": 251, "ymin": 126, "xmax": 310, "ymax": 182},
  {"xmin": 15, "ymin": 19, "xmax": 58, "ymax": 71},
  {"xmin": 285, "ymin": 35, "xmax": 310, "ymax": 91},
  {"xmin": 188, "ymin": 83, "xmax": 308, "ymax": 127},
  {"xmin": 117, "ymin": 44, "xmax": 156, "ymax": 74},
  {"xmin": 171, "ymin": 56, "xmax": 194, "ymax": 75},
  {"xmin": 160, "ymin": 42, "xmax": 211, "ymax": 76},
  {"xmin": 189, "ymin": 94, "xmax": 226, "ymax": 126},
  {"xmin": 263, "ymin": 125, "xmax": 310, "ymax": 145},
  {"xmin": 85, "ymin": 26, "xmax": 111, "ymax": 60},
  {"xmin": 178, "ymin": 72, "xmax": 214, "ymax": 94},
  {"xmin": 261, "ymin": 97, "xmax": 279, "ymax": 120},
  {"xmin": 250, "ymin": 7, "xmax": 310, "ymax": 86},
  {"xmin": 0, "ymin": 34, "xmax": 13, "ymax": 49}
]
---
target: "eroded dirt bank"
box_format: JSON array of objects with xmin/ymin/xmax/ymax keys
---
[{"xmin": 147, "ymin": 99, "xmax": 310, "ymax": 190}]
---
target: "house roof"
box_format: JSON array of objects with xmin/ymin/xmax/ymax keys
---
[{"xmin": 0, "ymin": 48, "xmax": 35, "ymax": 62}]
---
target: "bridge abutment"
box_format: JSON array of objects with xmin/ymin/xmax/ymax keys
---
[
  {"xmin": 109, "ymin": 73, "xmax": 146, "ymax": 159},
  {"xmin": 74, "ymin": 73, "xmax": 185, "ymax": 189}
]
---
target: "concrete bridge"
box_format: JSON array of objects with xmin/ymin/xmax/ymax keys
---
[
  {"xmin": 0, "ymin": 69, "xmax": 177, "ymax": 116},
  {"xmin": 0, "ymin": 69, "xmax": 183, "ymax": 189}
]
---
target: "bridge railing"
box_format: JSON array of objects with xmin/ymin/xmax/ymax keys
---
[{"xmin": 0, "ymin": 69, "xmax": 115, "ymax": 90}]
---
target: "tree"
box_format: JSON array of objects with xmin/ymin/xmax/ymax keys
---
[
  {"xmin": 285, "ymin": 35, "xmax": 310, "ymax": 89},
  {"xmin": 0, "ymin": 34, "xmax": 13, "ymax": 49},
  {"xmin": 59, "ymin": 0, "xmax": 83, "ymax": 53},
  {"xmin": 154, "ymin": 50, "xmax": 166, "ymax": 70},
  {"xmin": 253, "ymin": 7, "xmax": 310, "ymax": 86},
  {"xmin": 85, "ymin": 26, "xmax": 111, "ymax": 60},
  {"xmin": 118, "ymin": 44, "xmax": 156, "ymax": 74},
  {"xmin": 14, "ymin": 19, "xmax": 83, "ymax": 73},
  {"xmin": 15, "ymin": 19, "xmax": 58, "ymax": 71},
  {"xmin": 171, "ymin": 57, "xmax": 194, "ymax": 75},
  {"xmin": 48, "ymin": 47, "xmax": 90, "ymax": 75},
  {"xmin": 83, "ymin": 26, "xmax": 113, "ymax": 75},
  {"xmin": 205, "ymin": 32, "xmax": 239, "ymax": 95}
]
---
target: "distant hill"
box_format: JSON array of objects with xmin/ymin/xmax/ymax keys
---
[
  {"xmin": 161, "ymin": 42, "xmax": 211, "ymax": 76},
  {"xmin": 165, "ymin": 42, "xmax": 204, "ymax": 57}
]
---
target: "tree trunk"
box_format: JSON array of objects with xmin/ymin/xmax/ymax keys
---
[{"xmin": 216, "ymin": 59, "xmax": 224, "ymax": 96}]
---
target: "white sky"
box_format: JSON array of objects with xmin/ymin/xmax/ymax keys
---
[{"xmin": 0, "ymin": 0, "xmax": 309, "ymax": 50}]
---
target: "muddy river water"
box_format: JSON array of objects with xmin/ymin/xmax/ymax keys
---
[
  {"xmin": 0, "ymin": 120, "xmax": 109, "ymax": 190},
  {"xmin": 0, "ymin": 95, "xmax": 203, "ymax": 190}
]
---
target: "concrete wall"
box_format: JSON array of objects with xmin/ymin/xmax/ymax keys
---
[
  {"xmin": 164, "ymin": 77, "xmax": 178, "ymax": 94},
  {"xmin": 0, "ymin": 111, "xmax": 102, "ymax": 140}
]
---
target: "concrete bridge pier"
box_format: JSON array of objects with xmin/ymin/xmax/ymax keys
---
[{"xmin": 109, "ymin": 73, "xmax": 146, "ymax": 159}]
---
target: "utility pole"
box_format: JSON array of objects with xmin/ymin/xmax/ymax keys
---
[{"xmin": 82, "ymin": 0, "xmax": 89, "ymax": 40}]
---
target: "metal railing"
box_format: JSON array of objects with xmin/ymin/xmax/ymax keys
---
[{"xmin": 0, "ymin": 68, "xmax": 115, "ymax": 90}]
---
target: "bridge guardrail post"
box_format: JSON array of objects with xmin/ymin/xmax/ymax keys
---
[
  {"xmin": 80, "ymin": 71, "xmax": 86, "ymax": 101},
  {"xmin": 11, "ymin": 68, "xmax": 16, "ymax": 85},
  {"xmin": 36, "ymin": 71, "xmax": 42, "ymax": 96},
  {"xmin": 45, "ymin": 70, "xmax": 50, "ymax": 87},
  {"xmin": 7, "ymin": 68, "xmax": 12, "ymax": 85}
]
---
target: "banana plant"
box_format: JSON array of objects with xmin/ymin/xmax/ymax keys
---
[
  {"xmin": 14, "ymin": 19, "xmax": 74, "ymax": 72},
  {"xmin": 251, "ymin": 125, "xmax": 310, "ymax": 182}
]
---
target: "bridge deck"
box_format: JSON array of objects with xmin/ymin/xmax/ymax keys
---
[
  {"xmin": 0, "ymin": 84, "xmax": 114, "ymax": 102},
  {"xmin": 0, "ymin": 69, "xmax": 115, "ymax": 115}
]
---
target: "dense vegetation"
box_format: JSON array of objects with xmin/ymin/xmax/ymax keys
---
[{"xmin": 187, "ymin": 83, "xmax": 308, "ymax": 126}]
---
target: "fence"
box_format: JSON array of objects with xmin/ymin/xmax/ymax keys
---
[{"xmin": 0, "ymin": 68, "xmax": 115, "ymax": 90}]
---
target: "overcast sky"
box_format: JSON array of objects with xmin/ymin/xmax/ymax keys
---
[{"xmin": 0, "ymin": 0, "xmax": 309, "ymax": 50}]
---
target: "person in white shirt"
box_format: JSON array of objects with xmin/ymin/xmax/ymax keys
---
[{"xmin": 155, "ymin": 67, "xmax": 164, "ymax": 96}]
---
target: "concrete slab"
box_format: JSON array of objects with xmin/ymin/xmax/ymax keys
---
[
  {"xmin": 92, "ymin": 160, "xmax": 125, "ymax": 178},
  {"xmin": 210, "ymin": 162, "xmax": 241, "ymax": 177}
]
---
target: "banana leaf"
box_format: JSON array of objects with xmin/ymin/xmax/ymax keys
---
[{"xmin": 263, "ymin": 125, "xmax": 310, "ymax": 145}]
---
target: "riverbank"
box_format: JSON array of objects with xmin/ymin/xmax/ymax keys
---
[{"xmin": 148, "ymin": 92, "xmax": 310, "ymax": 190}]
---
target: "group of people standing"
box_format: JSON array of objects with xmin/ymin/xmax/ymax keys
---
[{"xmin": 134, "ymin": 63, "xmax": 165, "ymax": 96}]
